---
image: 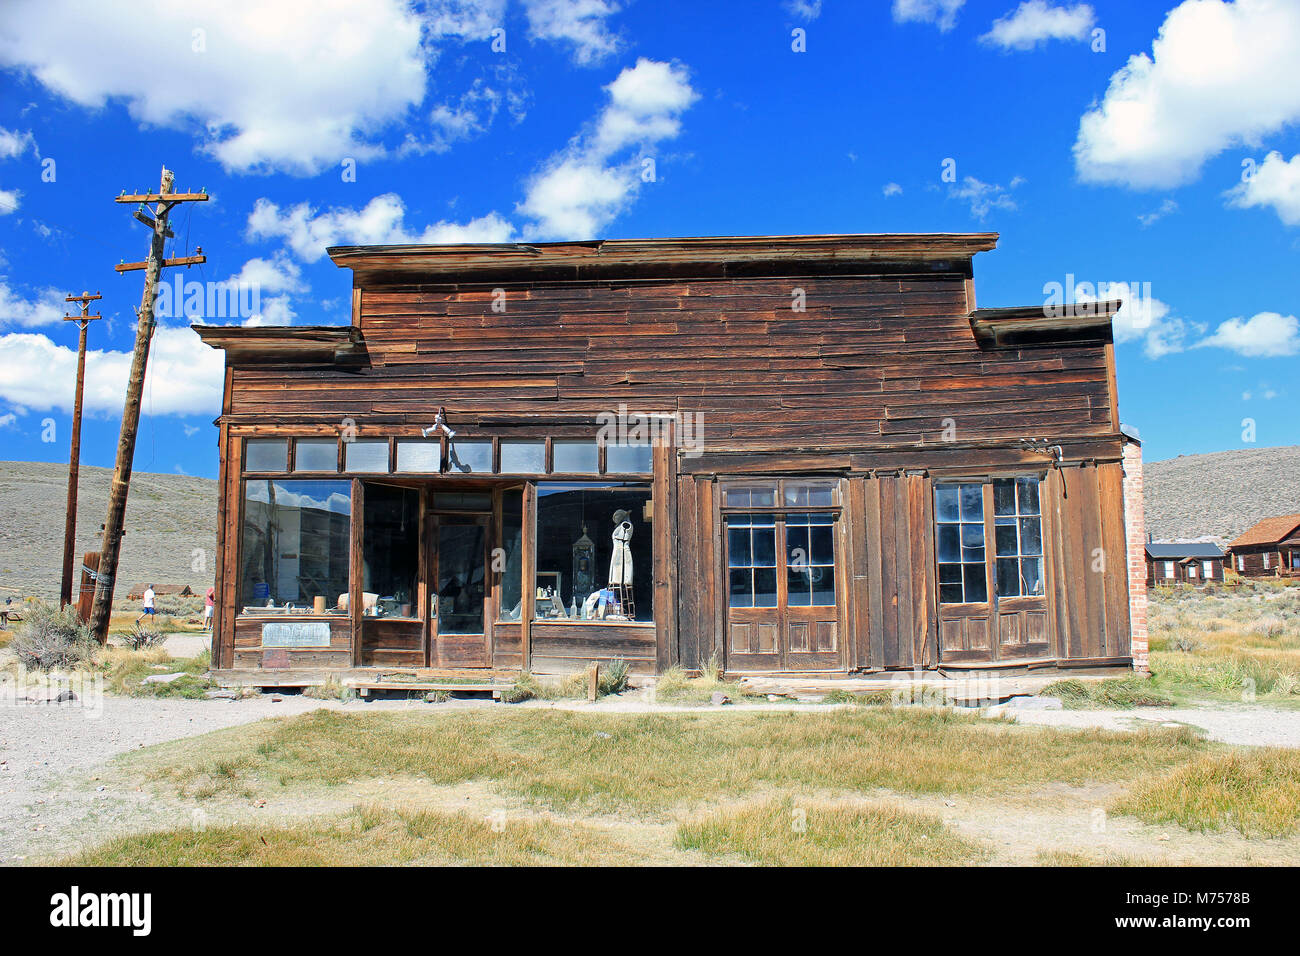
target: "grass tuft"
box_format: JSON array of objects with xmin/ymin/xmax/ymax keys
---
[{"xmin": 1040, "ymin": 676, "xmax": 1175, "ymax": 709}]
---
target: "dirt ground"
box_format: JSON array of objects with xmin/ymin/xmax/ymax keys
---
[{"xmin": 4, "ymin": 688, "xmax": 1298, "ymax": 866}]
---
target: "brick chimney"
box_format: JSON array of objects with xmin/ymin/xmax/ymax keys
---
[{"xmin": 1122, "ymin": 437, "xmax": 1149, "ymax": 673}]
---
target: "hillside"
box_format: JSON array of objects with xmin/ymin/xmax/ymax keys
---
[
  {"xmin": 0, "ymin": 460, "xmax": 217, "ymax": 601},
  {"xmin": 1144, "ymin": 445, "xmax": 1300, "ymax": 544}
]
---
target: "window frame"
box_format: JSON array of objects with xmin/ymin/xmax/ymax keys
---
[{"xmin": 933, "ymin": 474, "xmax": 1047, "ymax": 609}]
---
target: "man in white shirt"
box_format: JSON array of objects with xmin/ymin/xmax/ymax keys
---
[{"xmin": 137, "ymin": 584, "xmax": 156, "ymax": 625}]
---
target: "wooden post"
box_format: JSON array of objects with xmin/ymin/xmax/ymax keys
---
[
  {"xmin": 59, "ymin": 292, "xmax": 102, "ymax": 608},
  {"xmin": 587, "ymin": 661, "xmax": 600, "ymax": 701},
  {"xmin": 88, "ymin": 167, "xmax": 207, "ymax": 642}
]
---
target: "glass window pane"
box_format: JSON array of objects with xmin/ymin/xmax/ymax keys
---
[
  {"xmin": 553, "ymin": 440, "xmax": 599, "ymax": 474},
  {"xmin": 959, "ymin": 483, "xmax": 983, "ymax": 521},
  {"xmin": 938, "ymin": 563, "xmax": 962, "ymax": 585},
  {"xmin": 995, "ymin": 521, "xmax": 1018, "ymax": 557},
  {"xmin": 727, "ymin": 526, "xmax": 751, "ymax": 567},
  {"xmin": 812, "ymin": 565, "xmax": 835, "ymax": 606},
  {"xmin": 938, "ymin": 525, "xmax": 960, "ymax": 563},
  {"xmin": 996, "ymin": 557, "xmax": 1019, "ymax": 597},
  {"xmin": 961, "ymin": 522, "xmax": 985, "ymax": 551},
  {"xmin": 786, "ymin": 566, "xmax": 811, "ymax": 605},
  {"xmin": 294, "ymin": 438, "xmax": 337, "ymax": 473},
  {"xmin": 431, "ymin": 492, "xmax": 492, "ymax": 512},
  {"xmin": 783, "ymin": 481, "xmax": 834, "ymax": 507},
  {"xmin": 940, "ymin": 582, "xmax": 963, "ymax": 604},
  {"xmin": 535, "ymin": 482, "xmax": 653, "ymax": 622},
  {"xmin": 752, "ymin": 526, "xmax": 777, "ymax": 566},
  {"xmin": 723, "ymin": 487, "xmax": 750, "ymax": 507},
  {"xmin": 497, "ymin": 490, "xmax": 523, "ymax": 622},
  {"xmin": 935, "ymin": 485, "xmax": 959, "ymax": 522},
  {"xmin": 728, "ymin": 568, "xmax": 753, "ymax": 608},
  {"xmin": 963, "ymin": 564, "xmax": 987, "ymax": 603},
  {"xmin": 754, "ymin": 568, "xmax": 778, "ymax": 607},
  {"xmin": 786, "ymin": 524, "xmax": 810, "ymax": 566},
  {"xmin": 446, "ymin": 439, "xmax": 493, "ymax": 474},
  {"xmin": 810, "ymin": 525, "xmax": 834, "ymax": 566},
  {"xmin": 606, "ymin": 442, "xmax": 653, "ymax": 474},
  {"xmin": 993, "ymin": 479, "xmax": 1017, "ymax": 516},
  {"xmin": 436, "ymin": 522, "xmax": 486, "ymax": 635},
  {"xmin": 396, "ymin": 439, "xmax": 441, "ymax": 473},
  {"xmin": 1019, "ymin": 516, "xmax": 1043, "ymax": 556},
  {"xmin": 345, "ymin": 439, "xmax": 389, "ymax": 473},
  {"xmin": 363, "ymin": 484, "xmax": 419, "ymax": 618},
  {"xmin": 500, "ymin": 440, "xmax": 545, "ymax": 473},
  {"xmin": 244, "ymin": 438, "xmax": 287, "ymax": 472},
  {"xmin": 1021, "ymin": 556, "xmax": 1043, "ymax": 596},
  {"xmin": 1017, "ymin": 477, "xmax": 1040, "ymax": 515},
  {"xmin": 240, "ymin": 479, "xmax": 350, "ymax": 612}
]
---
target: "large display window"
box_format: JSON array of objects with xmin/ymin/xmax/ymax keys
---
[{"xmin": 240, "ymin": 479, "xmax": 351, "ymax": 613}]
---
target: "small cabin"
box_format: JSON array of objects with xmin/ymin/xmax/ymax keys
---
[
  {"xmin": 1145, "ymin": 542, "xmax": 1224, "ymax": 586},
  {"xmin": 195, "ymin": 232, "xmax": 1148, "ymax": 682},
  {"xmin": 1227, "ymin": 514, "xmax": 1300, "ymax": 577}
]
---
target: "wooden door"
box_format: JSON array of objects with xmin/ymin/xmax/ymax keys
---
[
  {"xmin": 725, "ymin": 511, "xmax": 840, "ymax": 671},
  {"xmin": 428, "ymin": 514, "xmax": 491, "ymax": 668}
]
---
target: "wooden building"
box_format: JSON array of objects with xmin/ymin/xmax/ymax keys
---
[
  {"xmin": 1227, "ymin": 514, "xmax": 1300, "ymax": 577},
  {"xmin": 196, "ymin": 233, "xmax": 1147, "ymax": 681},
  {"xmin": 1144, "ymin": 542, "xmax": 1224, "ymax": 586}
]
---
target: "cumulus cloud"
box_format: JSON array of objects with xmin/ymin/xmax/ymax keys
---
[
  {"xmin": 1074, "ymin": 0, "xmax": 1300, "ymax": 188},
  {"xmin": 893, "ymin": 0, "xmax": 966, "ymax": 31},
  {"xmin": 980, "ymin": 1, "xmax": 1094, "ymax": 51},
  {"xmin": 1227, "ymin": 151, "xmax": 1300, "ymax": 225},
  {"xmin": 523, "ymin": 0, "xmax": 622, "ymax": 65},
  {"xmin": 1197, "ymin": 312, "xmax": 1300, "ymax": 357},
  {"xmin": 948, "ymin": 176, "xmax": 1022, "ymax": 219},
  {"xmin": 518, "ymin": 58, "xmax": 698, "ymax": 239},
  {"xmin": 0, "ymin": 127, "xmax": 35, "ymax": 160},
  {"xmin": 248, "ymin": 194, "xmax": 514, "ymax": 262},
  {"xmin": 0, "ymin": 0, "xmax": 434, "ymax": 175},
  {"xmin": 0, "ymin": 282, "xmax": 65, "ymax": 328},
  {"xmin": 1072, "ymin": 281, "xmax": 1185, "ymax": 359},
  {"xmin": 784, "ymin": 0, "xmax": 823, "ymax": 18},
  {"xmin": 0, "ymin": 327, "xmax": 224, "ymax": 417}
]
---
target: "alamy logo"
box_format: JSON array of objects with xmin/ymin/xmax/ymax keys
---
[{"xmin": 49, "ymin": 886, "xmax": 151, "ymax": 937}]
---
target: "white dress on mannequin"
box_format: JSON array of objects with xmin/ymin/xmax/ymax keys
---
[{"xmin": 609, "ymin": 520, "xmax": 633, "ymax": 585}]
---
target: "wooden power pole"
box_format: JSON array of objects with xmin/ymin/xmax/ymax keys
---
[
  {"xmin": 58, "ymin": 292, "xmax": 102, "ymax": 608},
  {"xmin": 87, "ymin": 167, "xmax": 207, "ymax": 642}
]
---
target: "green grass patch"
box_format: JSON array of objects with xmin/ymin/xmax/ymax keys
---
[
  {"xmin": 674, "ymin": 799, "xmax": 986, "ymax": 866},
  {"xmin": 1040, "ymin": 676, "xmax": 1175, "ymax": 709},
  {"xmin": 60, "ymin": 805, "xmax": 644, "ymax": 867},
  {"xmin": 101, "ymin": 646, "xmax": 211, "ymax": 699},
  {"xmin": 128, "ymin": 707, "xmax": 1203, "ymax": 813},
  {"xmin": 1113, "ymin": 748, "xmax": 1300, "ymax": 838}
]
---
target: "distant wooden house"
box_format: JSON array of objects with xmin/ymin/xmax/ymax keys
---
[
  {"xmin": 126, "ymin": 583, "xmax": 195, "ymax": 600},
  {"xmin": 1227, "ymin": 514, "xmax": 1300, "ymax": 577},
  {"xmin": 1145, "ymin": 542, "xmax": 1224, "ymax": 586}
]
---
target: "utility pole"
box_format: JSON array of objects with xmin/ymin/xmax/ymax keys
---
[
  {"xmin": 87, "ymin": 167, "xmax": 207, "ymax": 642},
  {"xmin": 58, "ymin": 292, "xmax": 102, "ymax": 608}
]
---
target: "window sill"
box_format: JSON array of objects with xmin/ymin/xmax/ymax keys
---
[{"xmin": 531, "ymin": 618, "xmax": 655, "ymax": 627}]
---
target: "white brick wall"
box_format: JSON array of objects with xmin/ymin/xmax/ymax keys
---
[{"xmin": 1122, "ymin": 440, "xmax": 1149, "ymax": 672}]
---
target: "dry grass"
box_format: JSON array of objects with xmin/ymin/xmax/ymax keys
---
[
  {"xmin": 1035, "ymin": 849, "xmax": 1157, "ymax": 866},
  {"xmin": 60, "ymin": 805, "xmax": 644, "ymax": 867},
  {"xmin": 1113, "ymin": 747, "xmax": 1300, "ymax": 838},
  {"xmin": 1040, "ymin": 676, "xmax": 1175, "ymax": 709},
  {"xmin": 675, "ymin": 799, "xmax": 986, "ymax": 866},
  {"xmin": 128, "ymin": 707, "xmax": 1203, "ymax": 812},
  {"xmin": 99, "ymin": 645, "xmax": 211, "ymax": 699}
]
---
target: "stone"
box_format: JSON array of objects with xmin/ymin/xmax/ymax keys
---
[
  {"xmin": 1004, "ymin": 695, "xmax": 1063, "ymax": 711},
  {"xmin": 141, "ymin": 672, "xmax": 187, "ymax": 684},
  {"xmin": 204, "ymin": 689, "xmax": 237, "ymax": 700},
  {"xmin": 710, "ymin": 691, "xmax": 730, "ymax": 706}
]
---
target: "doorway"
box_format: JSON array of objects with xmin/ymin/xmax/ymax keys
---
[{"xmin": 427, "ymin": 512, "xmax": 491, "ymax": 667}]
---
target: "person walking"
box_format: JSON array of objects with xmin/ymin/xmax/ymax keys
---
[
  {"xmin": 136, "ymin": 584, "xmax": 156, "ymax": 625},
  {"xmin": 204, "ymin": 585, "xmax": 215, "ymax": 631}
]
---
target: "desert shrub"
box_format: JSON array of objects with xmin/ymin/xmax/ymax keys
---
[
  {"xmin": 123, "ymin": 621, "xmax": 166, "ymax": 651},
  {"xmin": 1170, "ymin": 633, "xmax": 1201, "ymax": 653},
  {"xmin": 11, "ymin": 601, "xmax": 97, "ymax": 671},
  {"xmin": 598, "ymin": 657, "xmax": 630, "ymax": 696}
]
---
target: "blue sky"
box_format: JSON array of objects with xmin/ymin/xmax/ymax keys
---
[{"xmin": 1, "ymin": 0, "xmax": 1298, "ymax": 480}]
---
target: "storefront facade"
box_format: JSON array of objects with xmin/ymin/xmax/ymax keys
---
[{"xmin": 198, "ymin": 234, "xmax": 1144, "ymax": 678}]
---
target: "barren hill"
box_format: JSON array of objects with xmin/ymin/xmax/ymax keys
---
[
  {"xmin": 0, "ymin": 460, "xmax": 217, "ymax": 601},
  {"xmin": 1143, "ymin": 445, "xmax": 1300, "ymax": 544}
]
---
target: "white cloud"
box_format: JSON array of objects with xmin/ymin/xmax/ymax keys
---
[
  {"xmin": 1075, "ymin": 0, "xmax": 1300, "ymax": 188},
  {"xmin": 0, "ymin": 411, "xmax": 16, "ymax": 428},
  {"xmin": 0, "ymin": 326, "xmax": 223, "ymax": 417},
  {"xmin": 0, "ymin": 127, "xmax": 35, "ymax": 160},
  {"xmin": 0, "ymin": 282, "xmax": 65, "ymax": 328},
  {"xmin": 248, "ymin": 193, "xmax": 514, "ymax": 262},
  {"xmin": 1137, "ymin": 198, "xmax": 1178, "ymax": 227},
  {"xmin": 523, "ymin": 0, "xmax": 621, "ymax": 65},
  {"xmin": 893, "ymin": 0, "xmax": 966, "ymax": 31},
  {"xmin": 980, "ymin": 1, "xmax": 1094, "ymax": 51},
  {"xmin": 948, "ymin": 176, "xmax": 1021, "ymax": 219},
  {"xmin": 424, "ymin": 0, "xmax": 508, "ymax": 37},
  {"xmin": 0, "ymin": 0, "xmax": 430, "ymax": 175},
  {"xmin": 1075, "ymin": 281, "xmax": 1185, "ymax": 358},
  {"xmin": 518, "ymin": 58, "xmax": 697, "ymax": 239},
  {"xmin": 784, "ymin": 0, "xmax": 823, "ymax": 18},
  {"xmin": 0, "ymin": 188, "xmax": 20, "ymax": 215},
  {"xmin": 1197, "ymin": 311, "xmax": 1300, "ymax": 357},
  {"xmin": 883, "ymin": 182, "xmax": 903, "ymax": 197},
  {"xmin": 1227, "ymin": 151, "xmax": 1300, "ymax": 225}
]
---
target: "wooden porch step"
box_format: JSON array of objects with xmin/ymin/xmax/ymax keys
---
[{"xmin": 347, "ymin": 679, "xmax": 508, "ymax": 700}]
